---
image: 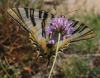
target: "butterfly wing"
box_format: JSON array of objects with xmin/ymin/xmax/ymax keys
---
[
  {"xmin": 70, "ymin": 20, "xmax": 95, "ymax": 42},
  {"xmin": 7, "ymin": 8, "xmax": 56, "ymax": 65},
  {"xmin": 7, "ymin": 8, "xmax": 55, "ymax": 50},
  {"xmin": 59, "ymin": 20, "xmax": 95, "ymax": 51}
]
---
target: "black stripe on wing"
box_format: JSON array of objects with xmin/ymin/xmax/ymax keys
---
[
  {"xmin": 16, "ymin": 8, "xmax": 23, "ymax": 19},
  {"xmin": 41, "ymin": 11, "xmax": 48, "ymax": 37},
  {"xmin": 24, "ymin": 8, "xmax": 29, "ymax": 18},
  {"xmin": 23, "ymin": 8, "xmax": 54, "ymax": 38},
  {"xmin": 24, "ymin": 8, "xmax": 36, "ymax": 26},
  {"xmin": 7, "ymin": 8, "xmax": 55, "ymax": 37},
  {"xmin": 7, "ymin": 8, "xmax": 29, "ymax": 33},
  {"xmin": 39, "ymin": 10, "xmax": 42, "ymax": 19},
  {"xmin": 70, "ymin": 20, "xmax": 94, "ymax": 42},
  {"xmin": 72, "ymin": 23, "xmax": 87, "ymax": 34},
  {"xmin": 30, "ymin": 8, "xmax": 36, "ymax": 26}
]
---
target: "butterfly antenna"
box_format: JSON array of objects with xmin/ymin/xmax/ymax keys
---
[
  {"xmin": 64, "ymin": 10, "xmax": 77, "ymax": 15},
  {"xmin": 53, "ymin": 0, "xmax": 62, "ymax": 15}
]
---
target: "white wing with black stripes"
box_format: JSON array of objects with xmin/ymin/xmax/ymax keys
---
[
  {"xmin": 59, "ymin": 19, "xmax": 94, "ymax": 51},
  {"xmin": 70, "ymin": 20, "xmax": 94, "ymax": 42},
  {"xmin": 7, "ymin": 8, "xmax": 56, "ymax": 66},
  {"xmin": 7, "ymin": 8, "xmax": 94, "ymax": 66},
  {"xmin": 7, "ymin": 8, "xmax": 54, "ymax": 50}
]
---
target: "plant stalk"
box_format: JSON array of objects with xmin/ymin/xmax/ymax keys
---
[{"xmin": 48, "ymin": 33, "xmax": 61, "ymax": 78}]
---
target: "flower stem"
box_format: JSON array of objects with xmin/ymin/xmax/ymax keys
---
[{"xmin": 48, "ymin": 33, "xmax": 61, "ymax": 78}]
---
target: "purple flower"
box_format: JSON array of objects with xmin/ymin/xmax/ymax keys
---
[{"xmin": 46, "ymin": 17, "xmax": 74, "ymax": 44}]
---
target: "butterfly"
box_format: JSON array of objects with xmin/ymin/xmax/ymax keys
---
[{"xmin": 7, "ymin": 8, "xmax": 95, "ymax": 66}]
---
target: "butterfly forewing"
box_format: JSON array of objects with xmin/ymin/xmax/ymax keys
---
[
  {"xmin": 7, "ymin": 8, "xmax": 55, "ymax": 50},
  {"xmin": 59, "ymin": 20, "xmax": 94, "ymax": 52},
  {"xmin": 70, "ymin": 20, "xmax": 94, "ymax": 42}
]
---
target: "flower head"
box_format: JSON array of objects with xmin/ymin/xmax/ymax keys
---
[{"xmin": 46, "ymin": 17, "xmax": 74, "ymax": 45}]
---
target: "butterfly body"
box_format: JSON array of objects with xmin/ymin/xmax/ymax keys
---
[{"xmin": 7, "ymin": 8, "xmax": 94, "ymax": 66}]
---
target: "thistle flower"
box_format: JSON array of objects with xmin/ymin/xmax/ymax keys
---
[{"xmin": 46, "ymin": 17, "xmax": 74, "ymax": 44}]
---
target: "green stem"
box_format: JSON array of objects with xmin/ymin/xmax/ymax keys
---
[
  {"xmin": 0, "ymin": 62, "xmax": 12, "ymax": 78},
  {"xmin": 48, "ymin": 33, "xmax": 61, "ymax": 78}
]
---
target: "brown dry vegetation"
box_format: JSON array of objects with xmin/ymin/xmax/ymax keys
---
[{"xmin": 0, "ymin": 1, "xmax": 50, "ymax": 78}]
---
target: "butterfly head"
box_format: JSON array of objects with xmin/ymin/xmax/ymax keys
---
[
  {"xmin": 46, "ymin": 43, "xmax": 53, "ymax": 48},
  {"xmin": 60, "ymin": 15, "xmax": 65, "ymax": 18}
]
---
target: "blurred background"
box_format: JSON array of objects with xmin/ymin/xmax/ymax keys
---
[{"xmin": 0, "ymin": 0, "xmax": 100, "ymax": 78}]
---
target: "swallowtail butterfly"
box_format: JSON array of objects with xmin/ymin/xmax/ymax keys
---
[{"xmin": 7, "ymin": 8, "xmax": 95, "ymax": 66}]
